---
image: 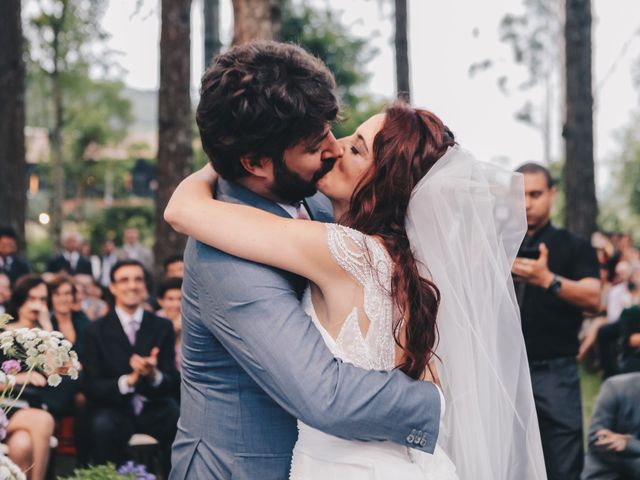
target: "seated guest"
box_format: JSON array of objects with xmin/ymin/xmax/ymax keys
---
[
  {"xmin": 116, "ymin": 227, "xmax": 153, "ymax": 272},
  {"xmin": 595, "ymin": 264, "xmax": 637, "ymax": 378},
  {"xmin": 163, "ymin": 254, "xmax": 184, "ymax": 279},
  {"xmin": 46, "ymin": 231, "xmax": 93, "ymax": 276},
  {"xmin": 73, "ymin": 273, "xmax": 108, "ymax": 321},
  {"xmin": 618, "ymin": 305, "xmax": 640, "ymax": 374},
  {"xmin": 83, "ymin": 260, "xmax": 179, "ymax": 475},
  {"xmin": 0, "ymin": 227, "xmax": 30, "ymax": 287},
  {"xmin": 0, "ymin": 272, "xmax": 10, "ymax": 314},
  {"xmin": 43, "ymin": 274, "xmax": 90, "ymax": 417},
  {"xmin": 44, "ymin": 274, "xmax": 92, "ymax": 465},
  {"xmin": 156, "ymin": 277, "xmax": 182, "ymax": 370},
  {"xmin": 4, "ymin": 275, "xmax": 56, "ymax": 480},
  {"xmin": 5, "ymin": 275, "xmax": 52, "ymax": 332},
  {"xmin": 582, "ymin": 372, "xmax": 640, "ymax": 479}
]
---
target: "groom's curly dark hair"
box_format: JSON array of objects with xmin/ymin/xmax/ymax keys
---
[{"xmin": 197, "ymin": 41, "xmax": 340, "ymax": 180}]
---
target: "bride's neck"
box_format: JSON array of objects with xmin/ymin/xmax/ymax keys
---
[{"xmin": 331, "ymin": 200, "xmax": 348, "ymax": 223}]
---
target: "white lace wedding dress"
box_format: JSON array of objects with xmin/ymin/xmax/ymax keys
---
[{"xmin": 289, "ymin": 224, "xmax": 458, "ymax": 480}]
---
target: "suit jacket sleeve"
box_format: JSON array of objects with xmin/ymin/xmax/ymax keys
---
[
  {"xmin": 82, "ymin": 322, "xmax": 123, "ymax": 405},
  {"xmin": 192, "ymin": 240, "xmax": 441, "ymax": 453},
  {"xmin": 135, "ymin": 319, "xmax": 179, "ymax": 399}
]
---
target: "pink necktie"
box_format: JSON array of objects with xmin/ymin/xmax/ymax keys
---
[
  {"xmin": 295, "ymin": 203, "xmax": 311, "ymax": 220},
  {"xmin": 126, "ymin": 319, "xmax": 137, "ymax": 345},
  {"xmin": 126, "ymin": 318, "xmax": 144, "ymax": 415}
]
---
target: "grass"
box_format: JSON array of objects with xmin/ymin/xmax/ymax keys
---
[{"xmin": 580, "ymin": 364, "xmax": 603, "ymax": 438}]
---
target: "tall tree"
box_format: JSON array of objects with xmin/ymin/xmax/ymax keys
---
[
  {"xmin": 155, "ymin": 0, "xmax": 193, "ymax": 276},
  {"xmin": 204, "ymin": 0, "xmax": 221, "ymax": 66},
  {"xmin": 280, "ymin": 1, "xmax": 379, "ymax": 137},
  {"xmin": 0, "ymin": 0, "xmax": 27, "ymax": 250},
  {"xmin": 563, "ymin": 0, "xmax": 597, "ymax": 238},
  {"xmin": 394, "ymin": 0, "xmax": 410, "ymax": 102},
  {"xmin": 232, "ymin": 0, "xmax": 280, "ymax": 44},
  {"xmin": 470, "ymin": 0, "xmax": 562, "ymax": 164},
  {"xmin": 26, "ymin": 0, "xmax": 123, "ymax": 250}
]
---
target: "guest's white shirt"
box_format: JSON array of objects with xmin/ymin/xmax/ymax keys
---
[
  {"xmin": 607, "ymin": 283, "xmax": 632, "ymax": 323},
  {"xmin": 115, "ymin": 306, "xmax": 163, "ymax": 394}
]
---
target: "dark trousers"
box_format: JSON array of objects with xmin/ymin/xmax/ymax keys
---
[
  {"xmin": 89, "ymin": 398, "xmax": 179, "ymax": 475},
  {"xmin": 597, "ymin": 322, "xmax": 621, "ymax": 379},
  {"xmin": 530, "ymin": 357, "xmax": 584, "ymax": 480}
]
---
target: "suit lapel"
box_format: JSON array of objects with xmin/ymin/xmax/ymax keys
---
[
  {"xmin": 217, "ymin": 179, "xmax": 291, "ymax": 218},
  {"xmin": 304, "ymin": 193, "xmax": 334, "ymax": 223},
  {"xmin": 104, "ymin": 311, "xmax": 134, "ymax": 371},
  {"xmin": 134, "ymin": 312, "xmax": 155, "ymax": 354},
  {"xmin": 218, "ymin": 178, "xmax": 335, "ymax": 223}
]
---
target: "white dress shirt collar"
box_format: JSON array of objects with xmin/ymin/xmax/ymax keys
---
[{"xmin": 115, "ymin": 305, "xmax": 144, "ymax": 332}]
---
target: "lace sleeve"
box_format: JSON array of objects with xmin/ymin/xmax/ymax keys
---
[{"xmin": 325, "ymin": 224, "xmax": 396, "ymax": 370}]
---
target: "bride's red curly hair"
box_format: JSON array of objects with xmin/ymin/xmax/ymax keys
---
[{"xmin": 341, "ymin": 102, "xmax": 455, "ymax": 379}]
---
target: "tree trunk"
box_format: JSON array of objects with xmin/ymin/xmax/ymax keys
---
[
  {"xmin": 0, "ymin": 0, "xmax": 27, "ymax": 251},
  {"xmin": 563, "ymin": 0, "xmax": 597, "ymax": 239},
  {"xmin": 203, "ymin": 0, "xmax": 221, "ymax": 67},
  {"xmin": 156, "ymin": 0, "xmax": 193, "ymax": 277},
  {"xmin": 394, "ymin": 0, "xmax": 410, "ymax": 103},
  {"xmin": 270, "ymin": 0, "xmax": 282, "ymax": 41},
  {"xmin": 49, "ymin": 1, "xmax": 68, "ymax": 252},
  {"xmin": 232, "ymin": 0, "xmax": 275, "ymax": 44}
]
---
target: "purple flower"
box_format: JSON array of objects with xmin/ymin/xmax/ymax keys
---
[
  {"xmin": 0, "ymin": 410, "xmax": 9, "ymax": 441},
  {"xmin": 118, "ymin": 461, "xmax": 156, "ymax": 479},
  {"xmin": 2, "ymin": 359, "xmax": 21, "ymax": 375}
]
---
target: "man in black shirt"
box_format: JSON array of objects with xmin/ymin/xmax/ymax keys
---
[{"xmin": 513, "ymin": 163, "xmax": 600, "ymax": 480}]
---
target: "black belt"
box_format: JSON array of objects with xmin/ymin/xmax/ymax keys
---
[{"xmin": 529, "ymin": 356, "xmax": 576, "ymax": 372}]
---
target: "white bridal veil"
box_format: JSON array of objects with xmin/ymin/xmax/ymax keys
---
[{"xmin": 406, "ymin": 146, "xmax": 547, "ymax": 479}]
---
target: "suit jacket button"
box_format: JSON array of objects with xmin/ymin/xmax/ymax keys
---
[
  {"xmin": 406, "ymin": 434, "xmax": 415, "ymax": 443},
  {"xmin": 420, "ymin": 438, "xmax": 427, "ymax": 447}
]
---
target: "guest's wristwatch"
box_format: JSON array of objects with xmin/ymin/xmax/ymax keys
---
[{"xmin": 547, "ymin": 274, "xmax": 562, "ymax": 296}]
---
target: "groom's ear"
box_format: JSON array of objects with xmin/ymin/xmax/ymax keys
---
[{"xmin": 239, "ymin": 156, "xmax": 273, "ymax": 179}]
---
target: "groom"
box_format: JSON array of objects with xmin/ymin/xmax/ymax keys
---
[{"xmin": 170, "ymin": 41, "xmax": 442, "ymax": 479}]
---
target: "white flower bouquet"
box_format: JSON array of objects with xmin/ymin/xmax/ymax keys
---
[{"xmin": 0, "ymin": 313, "xmax": 82, "ymax": 479}]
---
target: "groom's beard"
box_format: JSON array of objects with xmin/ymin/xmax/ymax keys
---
[{"xmin": 270, "ymin": 158, "xmax": 336, "ymax": 204}]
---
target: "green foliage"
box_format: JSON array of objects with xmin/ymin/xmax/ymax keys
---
[
  {"xmin": 549, "ymin": 160, "xmax": 566, "ymax": 227},
  {"xmin": 599, "ymin": 115, "xmax": 640, "ymax": 238},
  {"xmin": 26, "ymin": 234, "xmax": 53, "ymax": 274},
  {"xmin": 58, "ymin": 463, "xmax": 137, "ymax": 479},
  {"xmin": 24, "ymin": 0, "xmax": 132, "ymax": 161},
  {"xmin": 88, "ymin": 204, "xmax": 155, "ymax": 252},
  {"xmin": 280, "ymin": 0, "xmax": 383, "ymax": 135}
]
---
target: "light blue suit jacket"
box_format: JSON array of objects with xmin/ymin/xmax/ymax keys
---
[{"xmin": 170, "ymin": 179, "xmax": 441, "ymax": 480}]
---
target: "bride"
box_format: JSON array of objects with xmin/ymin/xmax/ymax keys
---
[{"xmin": 165, "ymin": 102, "xmax": 547, "ymax": 479}]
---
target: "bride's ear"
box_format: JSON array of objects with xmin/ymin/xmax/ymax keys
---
[{"xmin": 240, "ymin": 156, "xmax": 273, "ymax": 179}]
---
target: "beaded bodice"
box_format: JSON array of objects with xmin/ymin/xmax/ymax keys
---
[{"xmin": 302, "ymin": 224, "xmax": 396, "ymax": 371}]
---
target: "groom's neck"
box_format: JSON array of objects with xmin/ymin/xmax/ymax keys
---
[{"xmin": 235, "ymin": 176, "xmax": 286, "ymax": 204}]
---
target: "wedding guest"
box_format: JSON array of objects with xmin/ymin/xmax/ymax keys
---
[
  {"xmin": 46, "ymin": 231, "xmax": 93, "ymax": 276},
  {"xmin": 80, "ymin": 240, "xmax": 101, "ymax": 281},
  {"xmin": 512, "ymin": 163, "xmax": 601, "ymax": 480},
  {"xmin": 618, "ymin": 304, "xmax": 640, "ymax": 374},
  {"xmin": 5, "ymin": 275, "xmax": 52, "ymax": 332},
  {"xmin": 598, "ymin": 264, "xmax": 638, "ymax": 378},
  {"xmin": 44, "ymin": 274, "xmax": 92, "ymax": 465},
  {"xmin": 163, "ymin": 254, "xmax": 184, "ymax": 279},
  {"xmin": 83, "ymin": 259, "xmax": 179, "ymax": 475},
  {"xmin": 582, "ymin": 372, "xmax": 640, "ymax": 479},
  {"xmin": 3, "ymin": 275, "xmax": 55, "ymax": 480},
  {"xmin": 73, "ymin": 274, "xmax": 108, "ymax": 321},
  {"xmin": 0, "ymin": 227, "xmax": 30, "ymax": 287},
  {"xmin": 0, "ymin": 272, "xmax": 10, "ymax": 315},
  {"xmin": 42, "ymin": 274, "xmax": 90, "ymax": 417},
  {"xmin": 117, "ymin": 228, "xmax": 153, "ymax": 271},
  {"xmin": 98, "ymin": 240, "xmax": 119, "ymax": 288},
  {"xmin": 156, "ymin": 277, "xmax": 182, "ymax": 370}
]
